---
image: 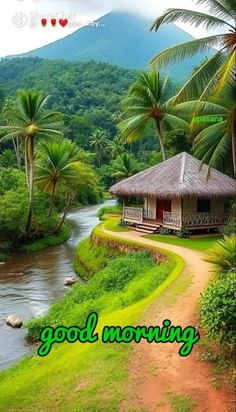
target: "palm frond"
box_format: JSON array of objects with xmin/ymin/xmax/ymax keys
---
[
  {"xmin": 150, "ymin": 35, "xmax": 226, "ymax": 68},
  {"xmin": 196, "ymin": 0, "xmax": 235, "ymax": 20},
  {"xmin": 151, "ymin": 9, "xmax": 235, "ymax": 31}
]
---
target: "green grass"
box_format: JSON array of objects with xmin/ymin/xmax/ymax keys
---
[
  {"xmin": 73, "ymin": 236, "xmax": 120, "ymax": 279},
  {"xmin": 97, "ymin": 204, "xmax": 122, "ymax": 219},
  {"xmin": 145, "ymin": 234, "xmax": 221, "ymax": 251},
  {"xmin": 21, "ymin": 225, "xmax": 71, "ymax": 252},
  {"xmin": 168, "ymin": 392, "xmax": 196, "ymax": 412},
  {"xmin": 0, "ymin": 224, "xmax": 184, "ymax": 412},
  {"xmin": 102, "ymin": 216, "xmax": 131, "ymax": 232}
]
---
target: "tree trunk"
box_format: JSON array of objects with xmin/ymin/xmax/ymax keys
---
[
  {"xmin": 232, "ymin": 109, "xmax": 236, "ymax": 178},
  {"xmin": 155, "ymin": 121, "xmax": 166, "ymax": 161},
  {"xmin": 54, "ymin": 191, "xmax": 74, "ymax": 233},
  {"xmin": 26, "ymin": 136, "xmax": 34, "ymax": 233},
  {"xmin": 48, "ymin": 181, "xmax": 56, "ymax": 216},
  {"xmin": 12, "ymin": 137, "xmax": 21, "ymax": 170}
]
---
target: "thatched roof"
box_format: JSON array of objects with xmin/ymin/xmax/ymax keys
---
[{"xmin": 109, "ymin": 152, "xmax": 236, "ymax": 199}]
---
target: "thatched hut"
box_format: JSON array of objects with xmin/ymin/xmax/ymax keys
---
[{"xmin": 109, "ymin": 152, "xmax": 236, "ymax": 233}]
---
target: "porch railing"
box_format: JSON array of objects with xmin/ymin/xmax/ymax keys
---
[
  {"xmin": 163, "ymin": 212, "xmax": 181, "ymax": 227},
  {"xmin": 123, "ymin": 207, "xmax": 143, "ymax": 223},
  {"xmin": 163, "ymin": 211, "xmax": 229, "ymax": 227},
  {"xmin": 182, "ymin": 212, "xmax": 229, "ymax": 227}
]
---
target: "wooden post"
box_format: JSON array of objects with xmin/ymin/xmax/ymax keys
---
[{"xmin": 180, "ymin": 198, "xmax": 183, "ymax": 229}]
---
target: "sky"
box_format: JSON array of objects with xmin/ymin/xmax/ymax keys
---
[{"xmin": 0, "ymin": 0, "xmax": 222, "ymax": 57}]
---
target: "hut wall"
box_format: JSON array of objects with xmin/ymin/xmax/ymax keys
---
[
  {"xmin": 210, "ymin": 198, "xmax": 224, "ymax": 213},
  {"xmin": 145, "ymin": 197, "xmax": 156, "ymax": 219},
  {"xmin": 171, "ymin": 198, "xmax": 181, "ymax": 214}
]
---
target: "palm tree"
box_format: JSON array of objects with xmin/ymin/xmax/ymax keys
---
[
  {"xmin": 89, "ymin": 129, "xmax": 109, "ymax": 167},
  {"xmin": 111, "ymin": 152, "xmax": 143, "ymax": 180},
  {"xmin": 109, "ymin": 135, "xmax": 125, "ymax": 159},
  {"xmin": 118, "ymin": 70, "xmax": 189, "ymax": 161},
  {"xmin": 35, "ymin": 140, "xmax": 81, "ymax": 215},
  {"xmin": 150, "ymin": 0, "xmax": 236, "ymax": 102},
  {"xmin": 0, "ymin": 90, "xmax": 62, "ymax": 232},
  {"xmin": 175, "ymin": 75, "xmax": 236, "ymax": 176}
]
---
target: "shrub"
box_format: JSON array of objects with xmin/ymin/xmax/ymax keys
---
[
  {"xmin": 219, "ymin": 217, "xmax": 236, "ymax": 237},
  {"xmin": 204, "ymin": 234, "xmax": 236, "ymax": 273},
  {"xmin": 175, "ymin": 229, "xmax": 191, "ymax": 238},
  {"xmin": 159, "ymin": 228, "xmax": 173, "ymax": 235},
  {"xmin": 200, "ymin": 271, "xmax": 236, "ymax": 347}
]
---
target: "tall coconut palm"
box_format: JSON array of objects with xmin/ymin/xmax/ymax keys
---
[
  {"xmin": 111, "ymin": 152, "xmax": 143, "ymax": 180},
  {"xmin": 118, "ymin": 70, "xmax": 189, "ymax": 161},
  {"xmin": 150, "ymin": 0, "xmax": 236, "ymax": 102},
  {"xmin": 89, "ymin": 129, "xmax": 109, "ymax": 167},
  {"xmin": 175, "ymin": 74, "xmax": 236, "ymax": 176},
  {"xmin": 35, "ymin": 140, "xmax": 81, "ymax": 215},
  {"xmin": 0, "ymin": 90, "xmax": 62, "ymax": 232},
  {"xmin": 109, "ymin": 135, "xmax": 125, "ymax": 159}
]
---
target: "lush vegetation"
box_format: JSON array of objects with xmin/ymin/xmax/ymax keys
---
[{"xmin": 0, "ymin": 227, "xmax": 184, "ymax": 411}]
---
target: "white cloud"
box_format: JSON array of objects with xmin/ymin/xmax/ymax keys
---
[{"xmin": 0, "ymin": 0, "xmax": 224, "ymax": 57}]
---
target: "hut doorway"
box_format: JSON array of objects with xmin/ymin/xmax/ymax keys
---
[{"xmin": 156, "ymin": 199, "xmax": 171, "ymax": 221}]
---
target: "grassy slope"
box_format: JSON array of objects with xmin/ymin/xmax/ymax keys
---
[{"xmin": 0, "ymin": 224, "xmax": 184, "ymax": 412}]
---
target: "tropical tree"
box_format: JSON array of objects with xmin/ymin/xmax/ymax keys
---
[
  {"xmin": 111, "ymin": 152, "xmax": 143, "ymax": 180},
  {"xmin": 174, "ymin": 75, "xmax": 236, "ymax": 176},
  {"xmin": 35, "ymin": 140, "xmax": 81, "ymax": 215},
  {"xmin": 150, "ymin": 0, "xmax": 236, "ymax": 102},
  {"xmin": 89, "ymin": 128, "xmax": 109, "ymax": 167},
  {"xmin": 0, "ymin": 91, "xmax": 62, "ymax": 232},
  {"xmin": 109, "ymin": 135, "xmax": 125, "ymax": 159},
  {"xmin": 118, "ymin": 70, "xmax": 189, "ymax": 161}
]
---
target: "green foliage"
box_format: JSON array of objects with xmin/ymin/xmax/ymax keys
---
[
  {"xmin": 145, "ymin": 234, "xmax": 220, "ymax": 251},
  {"xmin": 219, "ymin": 216, "xmax": 236, "ymax": 237},
  {"xmin": 111, "ymin": 152, "xmax": 144, "ymax": 180},
  {"xmin": 163, "ymin": 129, "xmax": 191, "ymax": 157},
  {"xmin": 200, "ymin": 271, "xmax": 236, "ymax": 347},
  {"xmin": 22, "ymin": 225, "xmax": 71, "ymax": 252},
  {"xmin": 204, "ymin": 234, "xmax": 236, "ymax": 272},
  {"xmin": 27, "ymin": 249, "xmax": 172, "ymax": 339},
  {"xmin": 0, "ymin": 148, "xmax": 17, "ymax": 168},
  {"xmin": 175, "ymin": 229, "xmax": 191, "ymax": 238},
  {"xmin": 0, "ymin": 168, "xmax": 28, "ymax": 239},
  {"xmin": 150, "ymin": 2, "xmax": 235, "ymax": 102},
  {"xmin": 119, "ymin": 70, "xmax": 189, "ymax": 160},
  {"xmin": 97, "ymin": 204, "xmax": 122, "ymax": 219}
]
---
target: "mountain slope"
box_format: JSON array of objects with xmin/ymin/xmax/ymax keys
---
[{"xmin": 15, "ymin": 12, "xmax": 211, "ymax": 82}]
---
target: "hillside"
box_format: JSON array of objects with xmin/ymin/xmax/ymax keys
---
[{"xmin": 9, "ymin": 12, "xmax": 211, "ymax": 82}]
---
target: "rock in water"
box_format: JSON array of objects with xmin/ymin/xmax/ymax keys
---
[
  {"xmin": 6, "ymin": 315, "xmax": 23, "ymax": 328},
  {"xmin": 64, "ymin": 277, "xmax": 77, "ymax": 286}
]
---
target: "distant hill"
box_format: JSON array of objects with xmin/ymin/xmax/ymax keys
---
[{"xmin": 8, "ymin": 12, "xmax": 211, "ymax": 82}]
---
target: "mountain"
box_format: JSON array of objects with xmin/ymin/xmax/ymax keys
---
[{"xmin": 10, "ymin": 12, "xmax": 211, "ymax": 82}]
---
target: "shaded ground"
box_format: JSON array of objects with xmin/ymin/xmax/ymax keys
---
[{"xmin": 103, "ymin": 228, "xmax": 234, "ymax": 412}]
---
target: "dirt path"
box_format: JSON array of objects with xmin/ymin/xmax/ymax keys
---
[{"xmin": 103, "ymin": 228, "xmax": 234, "ymax": 412}]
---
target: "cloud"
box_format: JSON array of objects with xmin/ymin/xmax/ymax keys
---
[{"xmin": 0, "ymin": 0, "xmax": 218, "ymax": 57}]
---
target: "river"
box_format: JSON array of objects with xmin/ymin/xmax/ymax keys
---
[{"xmin": 0, "ymin": 200, "xmax": 115, "ymax": 370}]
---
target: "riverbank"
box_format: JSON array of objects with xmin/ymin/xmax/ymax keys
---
[
  {"xmin": 0, "ymin": 225, "xmax": 72, "ymax": 262},
  {"xmin": 0, "ymin": 221, "xmax": 183, "ymax": 411}
]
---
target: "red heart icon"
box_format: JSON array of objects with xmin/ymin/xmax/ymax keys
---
[
  {"xmin": 59, "ymin": 19, "xmax": 68, "ymax": 27},
  {"xmin": 41, "ymin": 19, "xmax": 47, "ymax": 26},
  {"xmin": 51, "ymin": 18, "xmax": 56, "ymax": 26}
]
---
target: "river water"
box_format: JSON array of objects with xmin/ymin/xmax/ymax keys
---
[{"xmin": 0, "ymin": 200, "xmax": 115, "ymax": 370}]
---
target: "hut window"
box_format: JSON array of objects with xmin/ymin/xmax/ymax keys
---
[{"xmin": 197, "ymin": 199, "xmax": 210, "ymax": 213}]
